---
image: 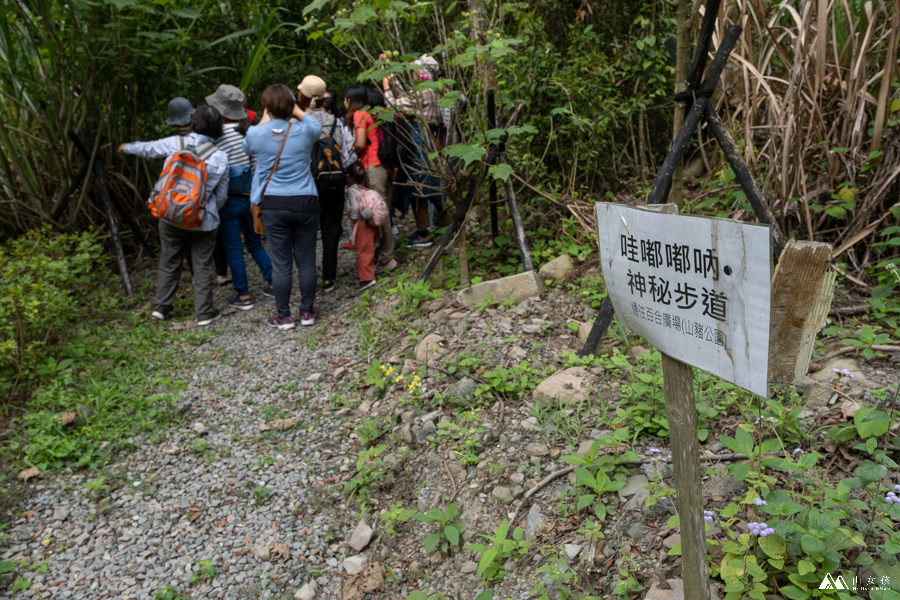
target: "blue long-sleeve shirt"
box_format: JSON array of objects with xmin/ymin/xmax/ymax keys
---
[
  {"xmin": 122, "ymin": 132, "xmax": 229, "ymax": 231},
  {"xmin": 242, "ymin": 115, "xmax": 322, "ymax": 208}
]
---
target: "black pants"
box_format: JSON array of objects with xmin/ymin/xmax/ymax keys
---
[
  {"xmin": 319, "ymin": 186, "xmax": 345, "ymax": 283},
  {"xmin": 184, "ymin": 231, "xmax": 228, "ymax": 277}
]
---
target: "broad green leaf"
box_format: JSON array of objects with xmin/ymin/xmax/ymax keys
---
[
  {"xmin": 477, "ymin": 548, "xmax": 497, "ymax": 575},
  {"xmin": 0, "ymin": 561, "xmax": 14, "ymax": 574},
  {"xmin": 728, "ymin": 463, "xmax": 752, "ymax": 481},
  {"xmin": 424, "ymin": 533, "xmax": 441, "ymax": 553},
  {"xmin": 857, "ymin": 460, "xmax": 888, "ymax": 484},
  {"xmin": 720, "ymin": 427, "xmax": 754, "ymax": 456},
  {"xmin": 801, "ymin": 534, "xmax": 825, "ymax": 554},
  {"xmin": 780, "ymin": 585, "xmax": 811, "ymax": 600},
  {"xmin": 303, "ymin": 0, "xmax": 330, "ymax": 15},
  {"xmin": 443, "ymin": 143, "xmax": 486, "ymax": 168},
  {"xmin": 667, "ymin": 515, "xmax": 680, "ymax": 528},
  {"xmin": 444, "ymin": 525, "xmax": 459, "ymax": 546},
  {"xmin": 488, "ymin": 163, "xmax": 514, "ymax": 182},
  {"xmin": 474, "ymin": 591, "xmax": 494, "ymax": 600},
  {"xmin": 825, "ymin": 205, "xmax": 846, "ymax": 219},
  {"xmin": 172, "ymin": 8, "xmax": 201, "ymax": 18},
  {"xmin": 759, "ymin": 535, "xmax": 785, "ymax": 559},
  {"xmin": 855, "ymin": 408, "xmax": 892, "ymax": 438},
  {"xmin": 577, "ymin": 494, "xmax": 596, "ymax": 510},
  {"xmin": 667, "ymin": 543, "xmax": 682, "ymax": 556},
  {"xmin": 797, "ymin": 559, "xmax": 815, "ymax": 575}
]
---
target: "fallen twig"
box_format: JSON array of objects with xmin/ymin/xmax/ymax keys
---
[{"xmin": 829, "ymin": 304, "xmax": 871, "ymax": 316}]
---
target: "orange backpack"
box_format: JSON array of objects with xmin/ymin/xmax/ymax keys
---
[{"xmin": 148, "ymin": 136, "xmax": 218, "ymax": 228}]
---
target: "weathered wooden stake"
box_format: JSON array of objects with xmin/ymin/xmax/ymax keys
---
[
  {"xmin": 487, "ymin": 90, "xmax": 499, "ymax": 241},
  {"xmin": 502, "ymin": 163, "xmax": 534, "ymax": 272},
  {"xmin": 94, "ymin": 157, "xmax": 133, "ymax": 297},
  {"xmin": 661, "ymin": 354, "xmax": 710, "ymax": 600}
]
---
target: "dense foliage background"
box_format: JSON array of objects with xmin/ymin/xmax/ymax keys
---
[{"xmin": 0, "ymin": 0, "xmax": 898, "ymax": 279}]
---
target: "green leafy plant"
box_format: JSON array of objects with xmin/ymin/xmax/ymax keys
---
[
  {"xmin": 251, "ymin": 484, "xmax": 272, "ymax": 504},
  {"xmin": 344, "ymin": 445, "xmax": 393, "ymax": 507},
  {"xmin": 154, "ymin": 585, "xmax": 190, "ymax": 600},
  {"xmin": 413, "ymin": 501, "xmax": 466, "ymax": 555},
  {"xmin": 379, "ymin": 502, "xmax": 415, "ymax": 538},
  {"xmin": 466, "ymin": 519, "xmax": 530, "ymax": 583},
  {"xmin": 355, "ymin": 415, "xmax": 389, "ymax": 448},
  {"xmin": 189, "ymin": 558, "xmax": 218, "ymax": 584}
]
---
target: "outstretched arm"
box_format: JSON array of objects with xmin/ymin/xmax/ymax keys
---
[{"xmin": 118, "ymin": 136, "xmax": 178, "ymax": 159}]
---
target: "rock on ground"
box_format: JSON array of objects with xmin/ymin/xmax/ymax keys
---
[
  {"xmin": 533, "ymin": 367, "xmax": 593, "ymax": 406},
  {"xmin": 456, "ymin": 270, "xmax": 544, "ymax": 306},
  {"xmin": 538, "ymin": 255, "xmax": 576, "ymax": 280}
]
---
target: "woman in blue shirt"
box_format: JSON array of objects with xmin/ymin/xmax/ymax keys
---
[{"xmin": 243, "ymin": 83, "xmax": 322, "ymax": 329}]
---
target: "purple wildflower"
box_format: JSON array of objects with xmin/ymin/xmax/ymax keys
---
[
  {"xmin": 792, "ymin": 448, "xmax": 804, "ymax": 456},
  {"xmin": 704, "ymin": 510, "xmax": 715, "ymax": 523},
  {"xmin": 894, "ymin": 484, "xmax": 900, "ymax": 493},
  {"xmin": 754, "ymin": 498, "xmax": 767, "ymax": 506},
  {"xmin": 832, "ymin": 368, "xmax": 854, "ymax": 379},
  {"xmin": 747, "ymin": 522, "xmax": 775, "ymax": 537},
  {"xmin": 885, "ymin": 492, "xmax": 900, "ymax": 504},
  {"xmin": 648, "ymin": 448, "xmax": 662, "ymax": 456}
]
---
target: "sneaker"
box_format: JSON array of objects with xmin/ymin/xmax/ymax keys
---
[
  {"xmin": 216, "ymin": 275, "xmax": 231, "ymax": 286},
  {"xmin": 197, "ymin": 311, "xmax": 222, "ymax": 327},
  {"xmin": 267, "ymin": 314, "xmax": 295, "ymax": 330},
  {"xmin": 228, "ymin": 295, "xmax": 254, "ymax": 311},
  {"xmin": 407, "ymin": 235, "xmax": 433, "ymax": 249},
  {"xmin": 357, "ymin": 280, "xmax": 377, "ymax": 292},
  {"xmin": 323, "ymin": 280, "xmax": 336, "ymax": 294},
  {"xmin": 151, "ymin": 306, "xmax": 171, "ymax": 321},
  {"xmin": 375, "ymin": 258, "xmax": 398, "ymax": 274},
  {"xmin": 300, "ymin": 311, "xmax": 316, "ymax": 327},
  {"xmin": 391, "ymin": 224, "xmax": 399, "ymax": 236},
  {"xmin": 342, "ymin": 241, "xmax": 356, "ymax": 250},
  {"xmin": 261, "ymin": 282, "xmax": 274, "ymax": 298}
]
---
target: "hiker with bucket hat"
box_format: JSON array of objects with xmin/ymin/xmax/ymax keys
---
[
  {"xmin": 166, "ymin": 96, "xmax": 231, "ymax": 285},
  {"xmin": 206, "ymin": 84, "xmax": 274, "ymax": 312}
]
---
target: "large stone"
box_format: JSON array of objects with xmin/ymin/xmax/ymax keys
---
[
  {"xmin": 563, "ymin": 544, "xmax": 583, "ymax": 560},
  {"xmin": 295, "ymin": 582, "xmax": 317, "ymax": 600},
  {"xmin": 538, "ymin": 255, "xmax": 576, "ymax": 280},
  {"xmin": 492, "ymin": 485, "xmax": 515, "ymax": 505},
  {"xmin": 617, "ymin": 474, "xmax": 649, "ymax": 499},
  {"xmin": 525, "ymin": 442, "xmax": 549, "ymax": 457},
  {"xmin": 348, "ymin": 519, "xmax": 374, "ymax": 552},
  {"xmin": 811, "ymin": 357, "xmax": 880, "ymax": 389},
  {"xmin": 343, "ymin": 555, "xmax": 367, "ymax": 575},
  {"xmin": 645, "ymin": 578, "xmax": 721, "ymax": 600},
  {"xmin": 524, "ymin": 505, "xmax": 548, "ymax": 541},
  {"xmin": 533, "ymin": 368, "xmax": 592, "ymax": 406},
  {"xmin": 415, "ymin": 334, "xmax": 445, "ymax": 363},
  {"xmin": 456, "ymin": 270, "xmax": 544, "ymax": 307},
  {"xmin": 445, "ymin": 377, "xmax": 478, "ymax": 400},
  {"xmin": 461, "ymin": 560, "xmax": 478, "ymax": 574}
]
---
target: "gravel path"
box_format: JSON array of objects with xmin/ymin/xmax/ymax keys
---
[{"xmin": 1, "ymin": 248, "xmax": 369, "ymax": 599}]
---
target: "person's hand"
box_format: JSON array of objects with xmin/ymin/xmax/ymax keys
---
[
  {"xmin": 259, "ymin": 109, "xmax": 272, "ymax": 124},
  {"xmin": 292, "ymin": 104, "xmax": 306, "ymax": 120},
  {"xmin": 361, "ymin": 208, "xmax": 373, "ymax": 221},
  {"xmin": 117, "ymin": 143, "xmax": 127, "ymax": 153}
]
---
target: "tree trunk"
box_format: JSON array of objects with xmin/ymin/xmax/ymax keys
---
[{"xmin": 670, "ymin": 0, "xmax": 691, "ymax": 206}]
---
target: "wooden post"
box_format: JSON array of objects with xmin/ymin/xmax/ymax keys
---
[
  {"xmin": 661, "ymin": 355, "xmax": 710, "ymax": 600},
  {"xmin": 487, "ymin": 90, "xmax": 499, "ymax": 241},
  {"xmin": 502, "ymin": 163, "xmax": 534, "ymax": 272},
  {"xmin": 94, "ymin": 156, "xmax": 133, "ymax": 297}
]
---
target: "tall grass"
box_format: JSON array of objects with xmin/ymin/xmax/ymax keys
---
[{"xmin": 717, "ymin": 0, "xmax": 900, "ymax": 270}]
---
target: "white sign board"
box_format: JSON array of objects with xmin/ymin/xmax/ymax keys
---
[{"xmin": 595, "ymin": 203, "xmax": 771, "ymax": 397}]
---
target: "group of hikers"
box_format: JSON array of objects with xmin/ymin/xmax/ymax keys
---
[{"xmin": 121, "ymin": 56, "xmax": 446, "ymax": 330}]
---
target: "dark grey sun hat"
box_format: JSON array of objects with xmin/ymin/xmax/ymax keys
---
[
  {"xmin": 206, "ymin": 84, "xmax": 247, "ymax": 121},
  {"xmin": 166, "ymin": 97, "xmax": 195, "ymax": 126}
]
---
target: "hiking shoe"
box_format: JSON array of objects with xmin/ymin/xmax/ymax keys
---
[
  {"xmin": 151, "ymin": 306, "xmax": 171, "ymax": 321},
  {"xmin": 342, "ymin": 241, "xmax": 356, "ymax": 250},
  {"xmin": 228, "ymin": 295, "xmax": 254, "ymax": 311},
  {"xmin": 375, "ymin": 259, "xmax": 398, "ymax": 274},
  {"xmin": 216, "ymin": 275, "xmax": 231, "ymax": 286},
  {"xmin": 261, "ymin": 282, "xmax": 274, "ymax": 298},
  {"xmin": 267, "ymin": 315, "xmax": 295, "ymax": 330},
  {"xmin": 391, "ymin": 224, "xmax": 399, "ymax": 236},
  {"xmin": 323, "ymin": 280, "xmax": 336, "ymax": 294},
  {"xmin": 407, "ymin": 235, "xmax": 433, "ymax": 249},
  {"xmin": 197, "ymin": 311, "xmax": 222, "ymax": 327},
  {"xmin": 357, "ymin": 280, "xmax": 377, "ymax": 292},
  {"xmin": 300, "ymin": 311, "xmax": 316, "ymax": 327}
]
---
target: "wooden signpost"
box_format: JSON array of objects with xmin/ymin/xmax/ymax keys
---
[{"xmin": 595, "ymin": 203, "xmax": 833, "ymax": 599}]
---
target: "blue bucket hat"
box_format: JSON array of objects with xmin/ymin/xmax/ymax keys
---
[{"xmin": 166, "ymin": 97, "xmax": 195, "ymax": 126}]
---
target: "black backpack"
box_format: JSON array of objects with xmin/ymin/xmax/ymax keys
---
[
  {"xmin": 311, "ymin": 118, "xmax": 346, "ymax": 193},
  {"xmin": 376, "ymin": 114, "xmax": 414, "ymax": 169}
]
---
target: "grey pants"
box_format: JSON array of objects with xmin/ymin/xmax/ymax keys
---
[{"xmin": 154, "ymin": 220, "xmax": 217, "ymax": 319}]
